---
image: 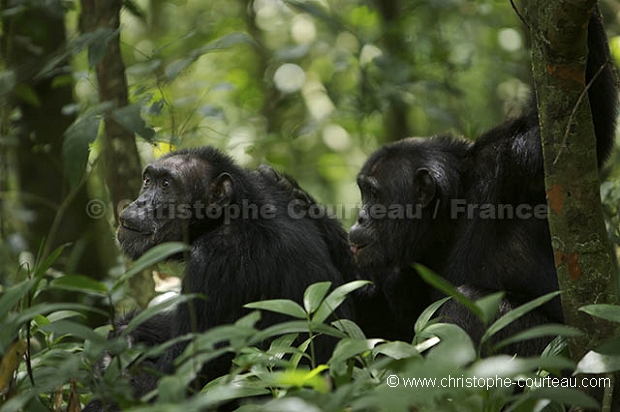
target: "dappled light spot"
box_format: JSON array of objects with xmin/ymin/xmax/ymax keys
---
[{"xmin": 274, "ymin": 63, "xmax": 306, "ymax": 93}]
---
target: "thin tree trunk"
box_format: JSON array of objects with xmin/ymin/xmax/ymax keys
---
[
  {"xmin": 373, "ymin": 0, "xmax": 410, "ymax": 141},
  {"xmin": 80, "ymin": 0, "xmax": 142, "ymax": 223},
  {"xmin": 80, "ymin": 0, "xmax": 154, "ymax": 306}
]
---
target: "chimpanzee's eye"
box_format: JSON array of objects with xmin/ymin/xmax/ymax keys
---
[
  {"xmin": 161, "ymin": 179, "xmax": 170, "ymax": 188},
  {"xmin": 143, "ymin": 175, "xmax": 151, "ymax": 187}
]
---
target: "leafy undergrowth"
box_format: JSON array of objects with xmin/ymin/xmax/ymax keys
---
[{"xmin": 1, "ymin": 243, "xmax": 619, "ymax": 412}]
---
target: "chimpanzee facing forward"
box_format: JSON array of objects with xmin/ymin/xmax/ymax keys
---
[
  {"xmin": 349, "ymin": 9, "xmax": 618, "ymax": 354},
  {"xmin": 86, "ymin": 147, "xmax": 355, "ymax": 409}
]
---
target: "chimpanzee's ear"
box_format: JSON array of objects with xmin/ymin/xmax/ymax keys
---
[
  {"xmin": 413, "ymin": 168, "xmax": 436, "ymax": 208},
  {"xmin": 209, "ymin": 172, "xmax": 233, "ymax": 207}
]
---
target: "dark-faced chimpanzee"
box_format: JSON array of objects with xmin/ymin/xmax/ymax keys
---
[
  {"xmin": 349, "ymin": 9, "xmax": 618, "ymax": 354},
  {"xmin": 86, "ymin": 147, "xmax": 356, "ymax": 409}
]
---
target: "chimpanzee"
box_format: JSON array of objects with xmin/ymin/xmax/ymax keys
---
[
  {"xmin": 349, "ymin": 9, "xmax": 618, "ymax": 354},
  {"xmin": 86, "ymin": 147, "xmax": 356, "ymax": 409}
]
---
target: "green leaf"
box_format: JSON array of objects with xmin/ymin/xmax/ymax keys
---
[
  {"xmin": 580, "ymin": 304, "xmax": 620, "ymax": 323},
  {"xmin": 13, "ymin": 84, "xmax": 40, "ymax": 106},
  {"xmin": 575, "ymin": 350, "xmax": 620, "ymax": 374},
  {"xmin": 415, "ymin": 264, "xmax": 484, "ymax": 321},
  {"xmin": 493, "ymin": 324, "xmax": 582, "ymax": 351},
  {"xmin": 87, "ymin": 28, "xmax": 119, "ymax": 67},
  {"xmin": 303, "ymin": 281, "xmax": 332, "ymax": 314},
  {"xmin": 475, "ymin": 291, "xmax": 505, "ymax": 325},
  {"xmin": 50, "ymin": 274, "xmax": 109, "ymax": 295},
  {"xmin": 47, "ymin": 310, "xmax": 85, "ymax": 323},
  {"xmin": 34, "ymin": 244, "xmax": 68, "ymax": 278},
  {"xmin": 196, "ymin": 379, "xmax": 271, "ymax": 405},
  {"xmin": 0, "ymin": 71, "xmax": 16, "ymax": 96},
  {"xmin": 480, "ymin": 291, "xmax": 561, "ymax": 345},
  {"xmin": 250, "ymin": 321, "xmax": 347, "ymax": 345},
  {"xmin": 424, "ymin": 323, "xmax": 476, "ymax": 367},
  {"xmin": 16, "ymin": 303, "xmax": 107, "ymax": 325},
  {"xmin": 41, "ymin": 320, "xmax": 107, "ymax": 344},
  {"xmin": 112, "ymin": 104, "xmax": 155, "ymax": 141},
  {"xmin": 0, "ymin": 279, "xmax": 37, "ymax": 321},
  {"xmin": 312, "ymin": 280, "xmax": 370, "ymax": 324},
  {"xmin": 259, "ymin": 366, "xmax": 330, "ymax": 393},
  {"xmin": 63, "ymin": 112, "xmax": 100, "ymax": 188},
  {"xmin": 332, "ymin": 319, "xmax": 366, "ymax": 340},
  {"xmin": 414, "ymin": 296, "xmax": 450, "ymax": 334},
  {"xmin": 526, "ymin": 387, "xmax": 599, "ymax": 410},
  {"xmin": 244, "ymin": 299, "xmax": 307, "ymax": 319},
  {"xmin": 328, "ymin": 338, "xmax": 379, "ymax": 364},
  {"xmin": 373, "ymin": 341, "xmax": 419, "ymax": 360},
  {"xmin": 541, "ymin": 335, "xmax": 568, "ymax": 358},
  {"xmin": 112, "ymin": 242, "xmax": 190, "ymax": 292},
  {"xmin": 122, "ymin": 294, "xmax": 199, "ymax": 337}
]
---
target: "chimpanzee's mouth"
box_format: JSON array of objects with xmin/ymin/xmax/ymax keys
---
[
  {"xmin": 120, "ymin": 222, "xmax": 152, "ymax": 235},
  {"xmin": 350, "ymin": 243, "xmax": 369, "ymax": 255}
]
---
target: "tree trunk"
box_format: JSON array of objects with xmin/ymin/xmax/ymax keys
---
[
  {"xmin": 80, "ymin": 0, "xmax": 143, "ymax": 223},
  {"xmin": 524, "ymin": 0, "xmax": 619, "ymax": 405},
  {"xmin": 372, "ymin": 0, "xmax": 410, "ymax": 141}
]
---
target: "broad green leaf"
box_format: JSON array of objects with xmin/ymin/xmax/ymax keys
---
[
  {"xmin": 0, "ymin": 279, "xmax": 37, "ymax": 320},
  {"xmin": 0, "ymin": 71, "xmax": 16, "ymax": 96},
  {"xmin": 87, "ymin": 28, "xmax": 119, "ymax": 67},
  {"xmin": 250, "ymin": 321, "xmax": 346, "ymax": 345},
  {"xmin": 575, "ymin": 350, "xmax": 620, "ymax": 374},
  {"xmin": 50, "ymin": 274, "xmax": 108, "ymax": 295},
  {"xmin": 244, "ymin": 299, "xmax": 307, "ymax": 319},
  {"xmin": 425, "ymin": 323, "xmax": 476, "ymax": 367},
  {"xmin": 541, "ymin": 335, "xmax": 569, "ymax": 358},
  {"xmin": 481, "ymin": 291, "xmax": 561, "ymax": 345},
  {"xmin": 123, "ymin": 294, "xmax": 199, "ymax": 337},
  {"xmin": 475, "ymin": 291, "xmax": 505, "ymax": 325},
  {"xmin": 332, "ymin": 319, "xmax": 366, "ymax": 340},
  {"xmin": 112, "ymin": 242, "xmax": 190, "ymax": 292},
  {"xmin": 303, "ymin": 281, "xmax": 332, "ymax": 314},
  {"xmin": 17, "ymin": 303, "xmax": 105, "ymax": 325},
  {"xmin": 234, "ymin": 310, "xmax": 262, "ymax": 329},
  {"xmin": 493, "ymin": 324, "xmax": 581, "ymax": 351},
  {"xmin": 312, "ymin": 280, "xmax": 370, "ymax": 324},
  {"xmin": 580, "ymin": 304, "xmax": 620, "ymax": 323},
  {"xmin": 258, "ymin": 365, "xmax": 330, "ymax": 393},
  {"xmin": 158, "ymin": 375, "xmax": 186, "ymax": 404},
  {"xmin": 41, "ymin": 320, "xmax": 107, "ymax": 344},
  {"xmin": 112, "ymin": 104, "xmax": 155, "ymax": 141},
  {"xmin": 12, "ymin": 84, "xmax": 40, "ymax": 106},
  {"xmin": 328, "ymin": 338, "xmax": 379, "ymax": 364},
  {"xmin": 372, "ymin": 341, "xmax": 419, "ymax": 360},
  {"xmin": 47, "ymin": 310, "xmax": 85, "ymax": 323},
  {"xmin": 415, "ymin": 264, "xmax": 484, "ymax": 321}
]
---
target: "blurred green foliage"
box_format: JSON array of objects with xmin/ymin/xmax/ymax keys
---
[{"xmin": 67, "ymin": 0, "xmax": 569, "ymax": 209}]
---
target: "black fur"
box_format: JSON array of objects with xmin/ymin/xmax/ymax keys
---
[{"xmin": 349, "ymin": 10, "xmax": 618, "ymax": 355}]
